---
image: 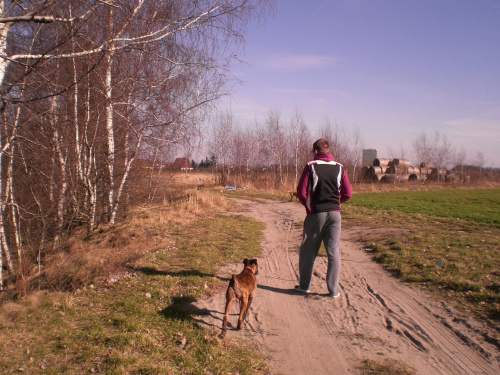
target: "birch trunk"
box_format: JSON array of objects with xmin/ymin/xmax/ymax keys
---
[
  {"xmin": 148, "ymin": 147, "xmax": 159, "ymax": 202},
  {"xmin": 73, "ymin": 57, "xmax": 83, "ymax": 183},
  {"xmin": 0, "ymin": 9, "xmax": 10, "ymax": 85},
  {"xmin": 81, "ymin": 80, "xmax": 98, "ymax": 230},
  {"xmin": 6, "ymin": 141, "xmax": 22, "ymax": 276},
  {"xmin": 109, "ymin": 132, "xmax": 144, "ymax": 225},
  {"xmin": 0, "ymin": 100, "xmax": 19, "ymax": 282},
  {"xmin": 53, "ymin": 127, "xmax": 68, "ymax": 246},
  {"xmin": 0, "ymin": 6, "xmax": 12, "ymax": 289},
  {"xmin": 105, "ymin": 53, "xmax": 115, "ymax": 224}
]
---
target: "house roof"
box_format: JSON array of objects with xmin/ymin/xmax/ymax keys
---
[{"xmin": 174, "ymin": 158, "xmax": 192, "ymax": 169}]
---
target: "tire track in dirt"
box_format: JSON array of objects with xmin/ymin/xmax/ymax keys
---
[{"xmin": 195, "ymin": 199, "xmax": 499, "ymax": 375}]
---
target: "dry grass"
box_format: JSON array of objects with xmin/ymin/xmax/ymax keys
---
[
  {"xmin": 359, "ymin": 358, "xmax": 416, "ymax": 374},
  {"xmin": 0, "ymin": 175, "xmax": 268, "ymax": 374},
  {"xmin": 0, "ymin": 172, "xmax": 232, "ymax": 300},
  {"xmin": 36, "ymin": 181, "xmax": 237, "ymax": 294}
]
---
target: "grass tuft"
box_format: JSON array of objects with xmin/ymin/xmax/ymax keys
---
[{"xmin": 359, "ymin": 358, "xmax": 416, "ymax": 374}]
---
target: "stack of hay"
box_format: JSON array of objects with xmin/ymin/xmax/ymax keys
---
[
  {"xmin": 425, "ymin": 164, "xmax": 455, "ymax": 182},
  {"xmin": 364, "ymin": 159, "xmax": 455, "ymax": 183},
  {"xmin": 365, "ymin": 158, "xmax": 420, "ymax": 183}
]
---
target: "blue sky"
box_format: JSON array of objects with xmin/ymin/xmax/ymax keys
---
[{"xmin": 221, "ymin": 0, "xmax": 500, "ymax": 167}]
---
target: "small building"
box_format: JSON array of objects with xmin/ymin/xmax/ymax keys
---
[
  {"xmin": 362, "ymin": 149, "xmax": 378, "ymax": 167},
  {"xmin": 173, "ymin": 158, "xmax": 193, "ymax": 172}
]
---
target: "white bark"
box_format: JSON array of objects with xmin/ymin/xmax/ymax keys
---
[
  {"xmin": 105, "ymin": 53, "xmax": 115, "ymax": 222},
  {"xmin": 109, "ymin": 132, "xmax": 145, "ymax": 225},
  {"xmin": 0, "ymin": 9, "xmax": 13, "ymax": 286},
  {"xmin": 0, "ymin": 96, "xmax": 19, "ymax": 278},
  {"xmin": 6, "ymin": 141, "xmax": 22, "ymax": 274},
  {"xmin": 73, "ymin": 56, "xmax": 83, "ymax": 182},
  {"xmin": 53, "ymin": 126, "xmax": 68, "ymax": 246}
]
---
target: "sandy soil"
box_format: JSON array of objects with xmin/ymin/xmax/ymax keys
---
[{"xmin": 195, "ymin": 198, "xmax": 499, "ymax": 375}]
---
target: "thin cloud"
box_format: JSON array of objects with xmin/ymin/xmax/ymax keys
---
[
  {"xmin": 444, "ymin": 118, "xmax": 500, "ymax": 139},
  {"xmin": 262, "ymin": 53, "xmax": 339, "ymax": 72},
  {"xmin": 271, "ymin": 87, "xmax": 349, "ymax": 96}
]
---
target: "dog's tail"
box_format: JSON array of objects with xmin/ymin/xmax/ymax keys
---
[{"xmin": 229, "ymin": 275, "xmax": 243, "ymax": 298}]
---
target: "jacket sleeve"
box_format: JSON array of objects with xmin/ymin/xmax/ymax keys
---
[
  {"xmin": 296, "ymin": 165, "xmax": 310, "ymax": 206},
  {"xmin": 339, "ymin": 168, "xmax": 353, "ymax": 203}
]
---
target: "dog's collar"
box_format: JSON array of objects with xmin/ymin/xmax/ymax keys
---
[{"xmin": 245, "ymin": 266, "xmax": 255, "ymax": 274}]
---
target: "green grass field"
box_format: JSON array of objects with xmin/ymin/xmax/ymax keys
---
[
  {"xmin": 344, "ymin": 188, "xmax": 500, "ymax": 321},
  {"xmin": 349, "ymin": 188, "xmax": 500, "ymax": 225}
]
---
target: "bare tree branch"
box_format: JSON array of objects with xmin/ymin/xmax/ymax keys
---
[{"xmin": 0, "ymin": 15, "xmax": 54, "ymax": 23}]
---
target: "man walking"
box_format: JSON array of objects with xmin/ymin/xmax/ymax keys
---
[{"xmin": 295, "ymin": 139, "xmax": 352, "ymax": 297}]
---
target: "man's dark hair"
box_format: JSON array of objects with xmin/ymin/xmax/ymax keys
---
[{"xmin": 313, "ymin": 139, "xmax": 330, "ymax": 153}]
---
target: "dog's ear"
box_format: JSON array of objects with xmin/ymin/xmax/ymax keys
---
[
  {"xmin": 250, "ymin": 259, "xmax": 258, "ymax": 265},
  {"xmin": 243, "ymin": 258, "xmax": 249, "ymax": 265}
]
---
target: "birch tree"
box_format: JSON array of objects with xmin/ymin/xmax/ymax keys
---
[
  {"xmin": 413, "ymin": 132, "xmax": 432, "ymax": 166},
  {"xmin": 474, "ymin": 152, "xmax": 486, "ymax": 178},
  {"xmin": 0, "ymin": 0, "xmax": 274, "ymax": 290},
  {"xmin": 288, "ymin": 107, "xmax": 309, "ymax": 183},
  {"xmin": 454, "ymin": 146, "xmax": 467, "ymax": 183},
  {"xmin": 264, "ymin": 109, "xmax": 285, "ymax": 185},
  {"xmin": 431, "ymin": 131, "xmax": 452, "ymax": 171},
  {"xmin": 320, "ymin": 117, "xmax": 350, "ymax": 163},
  {"xmin": 209, "ymin": 110, "xmax": 236, "ymax": 185},
  {"xmin": 349, "ymin": 127, "xmax": 364, "ymax": 184}
]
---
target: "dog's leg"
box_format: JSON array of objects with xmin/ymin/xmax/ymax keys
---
[
  {"xmin": 237, "ymin": 297, "xmax": 248, "ymax": 330},
  {"xmin": 220, "ymin": 290, "xmax": 235, "ymax": 338},
  {"xmin": 242, "ymin": 294, "xmax": 254, "ymax": 322}
]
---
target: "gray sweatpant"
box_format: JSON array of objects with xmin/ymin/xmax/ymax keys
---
[{"xmin": 298, "ymin": 211, "xmax": 341, "ymax": 296}]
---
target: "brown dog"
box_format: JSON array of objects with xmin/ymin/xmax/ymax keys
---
[{"xmin": 220, "ymin": 258, "xmax": 258, "ymax": 338}]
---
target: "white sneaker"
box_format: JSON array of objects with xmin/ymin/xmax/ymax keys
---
[{"xmin": 294, "ymin": 285, "xmax": 311, "ymax": 293}]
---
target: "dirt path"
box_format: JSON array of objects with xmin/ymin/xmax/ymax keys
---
[{"xmin": 195, "ymin": 199, "xmax": 499, "ymax": 374}]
